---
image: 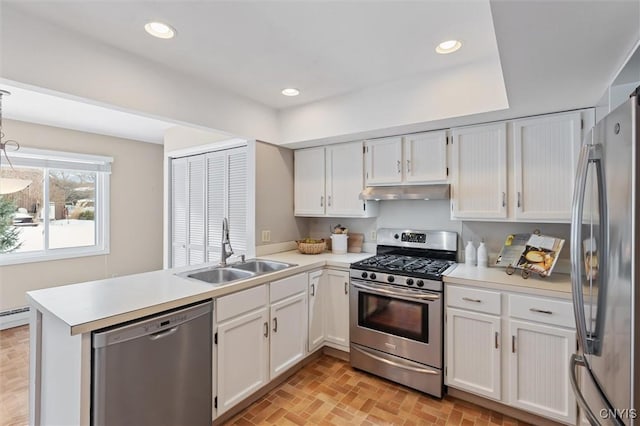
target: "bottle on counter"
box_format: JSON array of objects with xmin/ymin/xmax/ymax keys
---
[
  {"xmin": 465, "ymin": 241, "xmax": 476, "ymax": 266},
  {"xmin": 477, "ymin": 241, "xmax": 488, "ymax": 267}
]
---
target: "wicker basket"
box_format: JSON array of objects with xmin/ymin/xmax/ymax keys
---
[{"xmin": 296, "ymin": 240, "xmax": 326, "ymax": 254}]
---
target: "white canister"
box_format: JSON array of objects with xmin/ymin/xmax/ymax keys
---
[
  {"xmin": 330, "ymin": 233, "xmax": 349, "ymax": 254},
  {"xmin": 477, "ymin": 242, "xmax": 488, "ymax": 267}
]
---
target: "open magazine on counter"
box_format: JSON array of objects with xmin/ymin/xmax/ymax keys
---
[{"xmin": 495, "ymin": 233, "xmax": 565, "ymax": 277}]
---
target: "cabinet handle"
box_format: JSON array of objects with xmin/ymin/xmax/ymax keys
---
[
  {"xmin": 311, "ymin": 283, "xmax": 315, "ymax": 296},
  {"xmin": 406, "ymin": 159, "xmax": 411, "ymax": 173},
  {"xmin": 462, "ymin": 297, "xmax": 482, "ymax": 303},
  {"xmin": 517, "ymin": 192, "xmax": 521, "ymax": 208},
  {"xmin": 273, "ymin": 317, "xmax": 278, "ymax": 333},
  {"xmin": 345, "ymin": 282, "xmax": 348, "ymax": 295},
  {"xmin": 529, "ymin": 308, "xmax": 553, "ymax": 315},
  {"xmin": 263, "ymin": 321, "xmax": 269, "ymax": 338},
  {"xmin": 397, "ymin": 160, "xmax": 401, "ymax": 174},
  {"xmin": 502, "ymin": 192, "xmax": 506, "ymax": 207},
  {"xmin": 320, "ymin": 196, "xmax": 324, "ymax": 207},
  {"xmin": 495, "ymin": 332, "xmax": 499, "ymax": 349},
  {"xmin": 512, "ymin": 335, "xmax": 516, "ymax": 353},
  {"xmin": 328, "ymin": 195, "xmax": 332, "ymax": 207}
]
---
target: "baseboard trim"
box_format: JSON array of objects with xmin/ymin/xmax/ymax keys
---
[
  {"xmin": 0, "ymin": 306, "xmax": 30, "ymax": 330},
  {"xmin": 447, "ymin": 387, "xmax": 564, "ymax": 426}
]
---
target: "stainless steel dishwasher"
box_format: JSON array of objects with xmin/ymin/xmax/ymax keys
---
[{"xmin": 92, "ymin": 300, "xmax": 213, "ymax": 426}]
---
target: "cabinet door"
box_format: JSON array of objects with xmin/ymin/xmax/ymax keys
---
[
  {"xmin": 404, "ymin": 131, "xmax": 448, "ymax": 183},
  {"xmin": 216, "ymin": 307, "xmax": 269, "ymax": 415},
  {"xmin": 508, "ymin": 319, "xmax": 577, "ymax": 424},
  {"xmin": 364, "ymin": 137, "xmax": 403, "ymax": 185},
  {"xmin": 451, "ymin": 123, "xmax": 507, "ymax": 219},
  {"xmin": 294, "ymin": 147, "xmax": 326, "ymax": 216},
  {"xmin": 325, "ymin": 269, "xmax": 350, "ymax": 349},
  {"xmin": 446, "ymin": 307, "xmax": 501, "ymax": 400},
  {"xmin": 326, "ymin": 142, "xmax": 366, "ymax": 216},
  {"xmin": 513, "ymin": 112, "xmax": 581, "ymax": 221},
  {"xmin": 308, "ymin": 270, "xmax": 326, "ymax": 352},
  {"xmin": 270, "ymin": 292, "xmax": 307, "ymax": 379}
]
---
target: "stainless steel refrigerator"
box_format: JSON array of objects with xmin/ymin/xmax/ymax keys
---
[{"xmin": 570, "ymin": 86, "xmax": 640, "ymax": 425}]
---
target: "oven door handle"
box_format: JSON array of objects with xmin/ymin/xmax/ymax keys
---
[
  {"xmin": 352, "ymin": 282, "xmax": 440, "ymax": 300},
  {"xmin": 352, "ymin": 345, "xmax": 439, "ymax": 375}
]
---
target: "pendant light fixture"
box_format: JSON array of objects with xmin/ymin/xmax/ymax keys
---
[{"xmin": 0, "ymin": 90, "xmax": 31, "ymax": 195}]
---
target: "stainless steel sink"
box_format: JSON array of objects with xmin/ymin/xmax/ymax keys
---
[
  {"xmin": 185, "ymin": 268, "xmax": 254, "ymax": 285},
  {"xmin": 230, "ymin": 259, "xmax": 295, "ymax": 274},
  {"xmin": 177, "ymin": 258, "xmax": 296, "ymax": 286}
]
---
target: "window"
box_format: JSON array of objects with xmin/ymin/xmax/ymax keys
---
[{"xmin": 0, "ymin": 147, "xmax": 112, "ymax": 265}]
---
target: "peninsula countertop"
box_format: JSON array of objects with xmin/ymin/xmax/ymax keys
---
[{"xmin": 26, "ymin": 250, "xmax": 373, "ymax": 335}]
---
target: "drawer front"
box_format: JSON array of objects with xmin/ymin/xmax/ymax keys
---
[
  {"xmin": 446, "ymin": 285, "xmax": 501, "ymax": 315},
  {"xmin": 270, "ymin": 273, "xmax": 307, "ymax": 303},
  {"xmin": 509, "ymin": 294, "xmax": 575, "ymax": 328},
  {"xmin": 217, "ymin": 284, "xmax": 268, "ymax": 322}
]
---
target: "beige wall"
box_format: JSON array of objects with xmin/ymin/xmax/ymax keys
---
[
  {"xmin": 0, "ymin": 119, "xmax": 164, "ymax": 310},
  {"xmin": 255, "ymin": 141, "xmax": 307, "ymax": 246},
  {"xmin": 164, "ymin": 125, "xmax": 233, "ymax": 154}
]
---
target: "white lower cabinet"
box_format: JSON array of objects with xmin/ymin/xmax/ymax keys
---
[
  {"xmin": 324, "ymin": 269, "xmax": 350, "ymax": 350},
  {"xmin": 216, "ymin": 273, "xmax": 308, "ymax": 416},
  {"xmin": 446, "ymin": 307, "xmax": 501, "ymax": 400},
  {"xmin": 216, "ymin": 285, "xmax": 270, "ymax": 415},
  {"xmin": 445, "ymin": 284, "xmax": 577, "ymax": 425},
  {"xmin": 308, "ymin": 269, "xmax": 326, "ymax": 352}
]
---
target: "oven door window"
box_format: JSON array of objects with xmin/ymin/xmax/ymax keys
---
[{"xmin": 358, "ymin": 291, "xmax": 428, "ymax": 343}]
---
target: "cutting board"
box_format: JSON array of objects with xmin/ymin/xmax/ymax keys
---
[{"xmin": 347, "ymin": 233, "xmax": 364, "ymax": 253}]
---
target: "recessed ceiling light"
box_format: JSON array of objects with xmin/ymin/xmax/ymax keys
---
[
  {"xmin": 281, "ymin": 88, "xmax": 300, "ymax": 97},
  {"xmin": 144, "ymin": 21, "xmax": 176, "ymax": 39},
  {"xmin": 436, "ymin": 39, "xmax": 462, "ymax": 54}
]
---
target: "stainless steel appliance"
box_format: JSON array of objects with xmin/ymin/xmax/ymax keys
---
[
  {"xmin": 92, "ymin": 300, "xmax": 213, "ymax": 426},
  {"xmin": 570, "ymin": 86, "xmax": 639, "ymax": 425},
  {"xmin": 349, "ymin": 228, "xmax": 457, "ymax": 397}
]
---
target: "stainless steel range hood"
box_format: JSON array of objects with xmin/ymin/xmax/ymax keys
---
[{"xmin": 359, "ymin": 184, "xmax": 450, "ymax": 201}]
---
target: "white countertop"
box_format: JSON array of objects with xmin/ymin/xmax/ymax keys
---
[
  {"xmin": 444, "ymin": 263, "xmax": 573, "ymax": 299},
  {"xmin": 26, "ymin": 250, "xmax": 373, "ymax": 335}
]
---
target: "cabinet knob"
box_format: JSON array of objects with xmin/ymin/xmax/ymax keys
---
[
  {"xmin": 397, "ymin": 160, "xmax": 401, "ymax": 174},
  {"xmin": 273, "ymin": 317, "xmax": 278, "ymax": 333},
  {"xmin": 406, "ymin": 159, "xmax": 411, "ymax": 173},
  {"xmin": 263, "ymin": 322, "xmax": 269, "ymax": 338},
  {"xmin": 344, "ymin": 282, "xmax": 348, "ymax": 294}
]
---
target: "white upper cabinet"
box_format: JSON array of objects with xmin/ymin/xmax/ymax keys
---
[
  {"xmin": 364, "ymin": 131, "xmax": 448, "ymax": 186},
  {"xmin": 364, "ymin": 136, "xmax": 403, "ymax": 185},
  {"xmin": 513, "ymin": 112, "xmax": 582, "ymax": 221},
  {"xmin": 404, "ymin": 131, "xmax": 448, "ymax": 183},
  {"xmin": 294, "ymin": 142, "xmax": 376, "ymax": 218},
  {"xmin": 293, "ymin": 147, "xmax": 325, "ymax": 216},
  {"xmin": 451, "ymin": 123, "xmax": 508, "ymax": 219},
  {"xmin": 451, "ymin": 109, "xmax": 593, "ymax": 222}
]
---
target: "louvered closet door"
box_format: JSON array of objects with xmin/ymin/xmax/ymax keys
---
[
  {"xmin": 451, "ymin": 123, "xmax": 507, "ymax": 219},
  {"xmin": 171, "ymin": 158, "xmax": 188, "ymax": 267},
  {"xmin": 187, "ymin": 156, "xmax": 206, "ymax": 265},
  {"xmin": 227, "ymin": 149, "xmax": 248, "ymax": 255},
  {"xmin": 207, "ymin": 151, "xmax": 226, "ymax": 261}
]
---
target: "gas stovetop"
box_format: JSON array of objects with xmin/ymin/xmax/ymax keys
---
[{"xmin": 351, "ymin": 254, "xmax": 455, "ymax": 278}]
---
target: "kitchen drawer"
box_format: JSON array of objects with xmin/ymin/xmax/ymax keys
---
[
  {"xmin": 446, "ymin": 285, "xmax": 501, "ymax": 315},
  {"xmin": 270, "ymin": 273, "xmax": 307, "ymax": 303},
  {"xmin": 508, "ymin": 294, "xmax": 575, "ymax": 328},
  {"xmin": 217, "ymin": 284, "xmax": 268, "ymax": 322}
]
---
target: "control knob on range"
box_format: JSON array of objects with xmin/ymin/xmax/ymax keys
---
[
  {"xmin": 387, "ymin": 276, "xmax": 395, "ymax": 283},
  {"xmin": 370, "ymin": 273, "xmax": 376, "ymax": 280},
  {"xmin": 416, "ymin": 280, "xmax": 424, "ymax": 287},
  {"xmin": 361, "ymin": 272, "xmax": 368, "ymax": 279},
  {"xmin": 406, "ymin": 278, "xmax": 414, "ymax": 286}
]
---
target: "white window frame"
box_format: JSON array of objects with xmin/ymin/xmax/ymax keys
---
[{"xmin": 0, "ymin": 147, "xmax": 112, "ymax": 266}]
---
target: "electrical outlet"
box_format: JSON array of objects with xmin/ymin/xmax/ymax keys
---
[
  {"xmin": 370, "ymin": 231, "xmax": 377, "ymax": 240},
  {"xmin": 261, "ymin": 230, "xmax": 271, "ymax": 242}
]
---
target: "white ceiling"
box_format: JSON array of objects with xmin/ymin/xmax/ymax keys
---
[{"xmin": 1, "ymin": 0, "xmax": 639, "ymax": 145}]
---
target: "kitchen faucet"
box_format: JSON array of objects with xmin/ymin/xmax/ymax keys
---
[{"xmin": 220, "ymin": 217, "xmax": 234, "ymax": 266}]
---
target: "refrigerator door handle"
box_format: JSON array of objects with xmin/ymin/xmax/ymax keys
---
[
  {"xmin": 570, "ymin": 354, "xmax": 625, "ymax": 426},
  {"xmin": 570, "ymin": 144, "xmax": 607, "ymax": 354}
]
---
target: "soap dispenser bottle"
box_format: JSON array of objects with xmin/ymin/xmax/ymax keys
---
[{"xmin": 465, "ymin": 241, "xmax": 477, "ymax": 266}]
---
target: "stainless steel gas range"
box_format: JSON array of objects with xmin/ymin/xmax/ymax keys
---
[{"xmin": 349, "ymin": 228, "xmax": 458, "ymax": 398}]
